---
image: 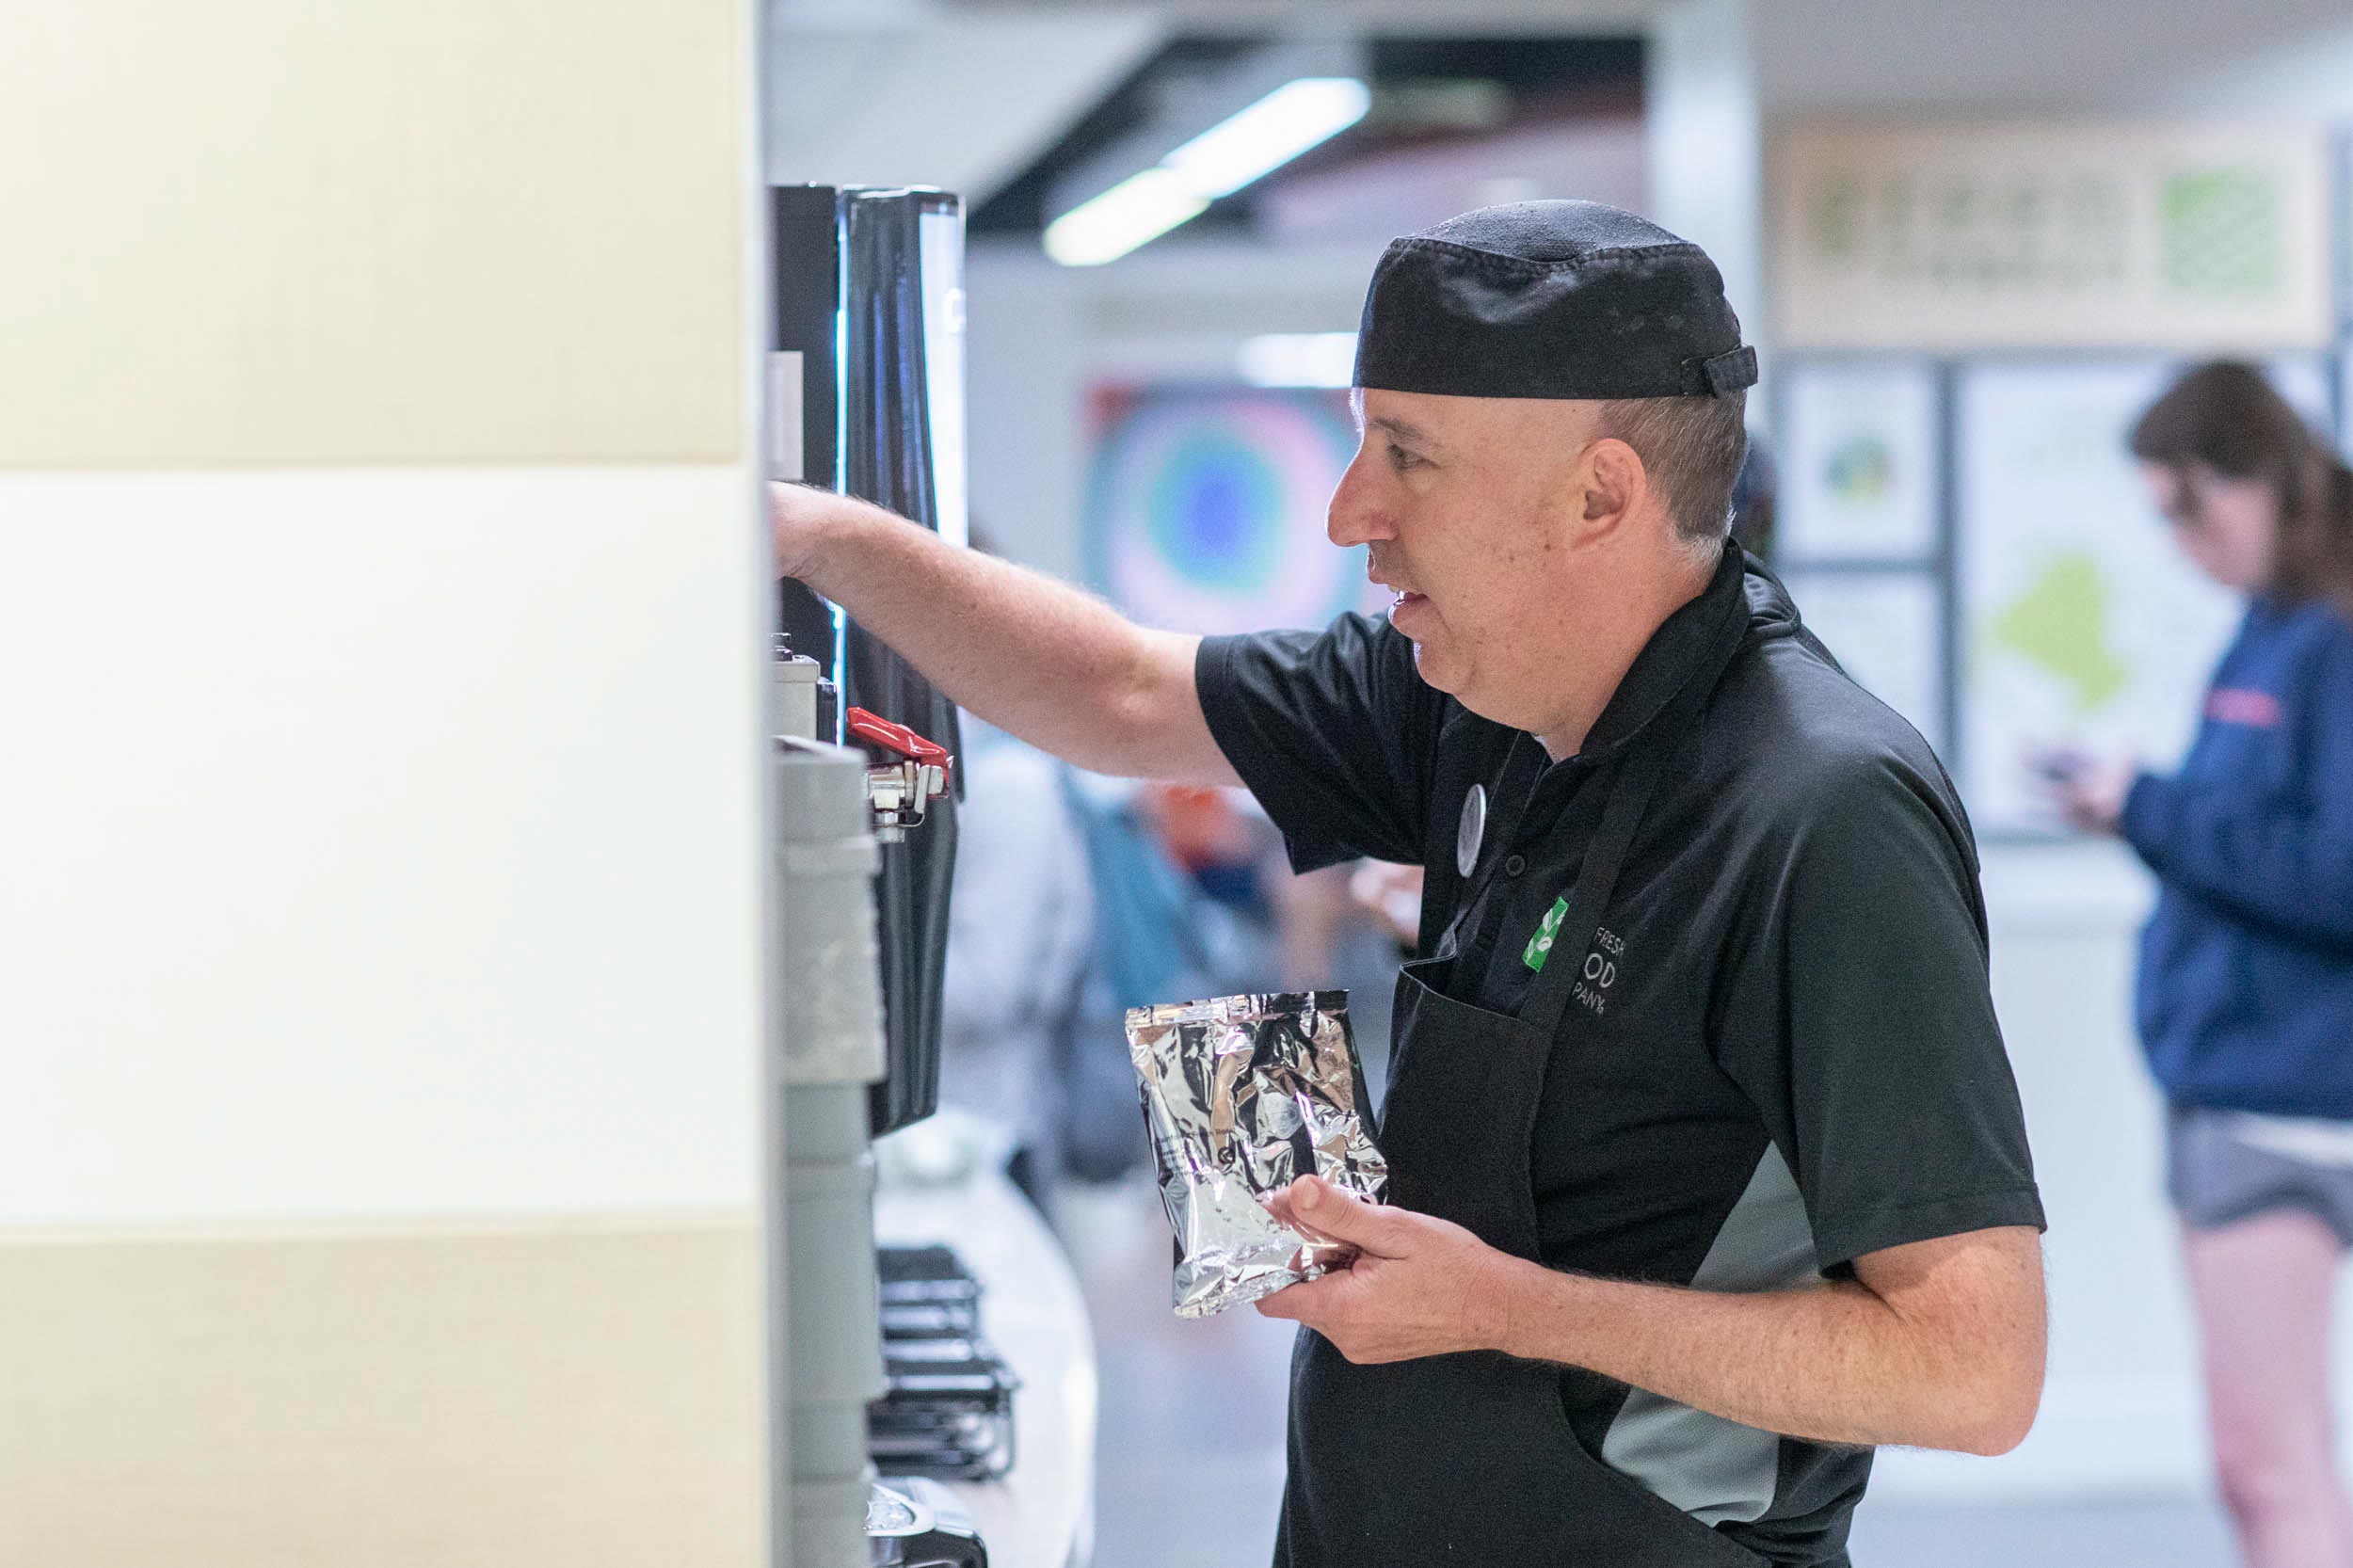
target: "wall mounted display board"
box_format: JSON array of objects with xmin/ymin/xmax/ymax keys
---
[
  {"xmin": 2338, "ymin": 126, "xmax": 2353, "ymax": 334},
  {"xmin": 1085, "ymin": 384, "xmax": 1385, "ymax": 635},
  {"xmin": 2341, "ymin": 339, "xmax": 2353, "ymax": 461},
  {"xmin": 1956, "ymin": 356, "xmax": 2331, "ymax": 832},
  {"xmin": 1771, "ymin": 122, "xmax": 2334, "ymax": 352},
  {"xmin": 1780, "ymin": 360, "xmax": 1942, "ymax": 561}
]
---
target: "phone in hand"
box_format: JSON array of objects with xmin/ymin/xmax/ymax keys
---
[{"xmin": 2025, "ymin": 744, "xmax": 2092, "ymax": 787}]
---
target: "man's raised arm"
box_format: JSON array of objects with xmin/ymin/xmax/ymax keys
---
[{"xmin": 773, "ymin": 484, "xmax": 1241, "ymax": 787}]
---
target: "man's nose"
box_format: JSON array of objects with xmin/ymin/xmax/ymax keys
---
[{"xmin": 1327, "ymin": 458, "xmax": 1393, "ymax": 549}]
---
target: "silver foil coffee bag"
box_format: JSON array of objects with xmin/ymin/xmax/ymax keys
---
[{"xmin": 1126, "ymin": 990, "xmax": 1388, "ymax": 1319}]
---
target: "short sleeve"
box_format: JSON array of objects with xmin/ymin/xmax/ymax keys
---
[
  {"xmin": 1196, "ymin": 615, "xmax": 1445, "ymax": 873},
  {"xmin": 1714, "ymin": 758, "xmax": 2046, "ymax": 1273}
]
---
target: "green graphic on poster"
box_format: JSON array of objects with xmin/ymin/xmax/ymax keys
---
[
  {"xmin": 2159, "ymin": 168, "xmax": 2282, "ymax": 299},
  {"xmin": 1988, "ymin": 552, "xmax": 2130, "ymax": 715},
  {"xmin": 1959, "ymin": 359, "xmax": 2331, "ymax": 831}
]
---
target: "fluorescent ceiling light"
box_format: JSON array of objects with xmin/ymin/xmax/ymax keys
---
[
  {"xmin": 1046, "ymin": 75, "xmax": 1370, "ymax": 265},
  {"xmin": 1044, "ymin": 168, "xmax": 1209, "ymax": 267},
  {"xmin": 1163, "ymin": 77, "xmax": 1372, "ymax": 200},
  {"xmin": 1238, "ymin": 331, "xmax": 1358, "ymax": 389}
]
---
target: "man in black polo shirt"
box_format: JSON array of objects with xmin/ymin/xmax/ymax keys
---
[{"xmin": 772, "ymin": 201, "xmax": 2045, "ymax": 1567}]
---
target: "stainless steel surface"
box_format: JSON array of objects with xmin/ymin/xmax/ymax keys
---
[
  {"xmin": 1126, "ymin": 991, "xmax": 1387, "ymax": 1320},
  {"xmin": 866, "ymin": 1480, "xmax": 933, "ymax": 1564},
  {"xmin": 775, "ymin": 645, "xmax": 824, "ymax": 744},
  {"xmin": 865, "ymin": 759, "xmax": 948, "ymax": 842}
]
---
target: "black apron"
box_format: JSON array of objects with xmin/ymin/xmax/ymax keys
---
[{"xmin": 1274, "ymin": 583, "xmax": 1765, "ymax": 1568}]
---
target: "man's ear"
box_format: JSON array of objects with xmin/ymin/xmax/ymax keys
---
[{"xmin": 1568, "ymin": 436, "xmax": 1649, "ymax": 549}]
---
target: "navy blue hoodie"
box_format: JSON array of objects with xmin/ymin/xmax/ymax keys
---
[{"xmin": 2123, "ymin": 595, "xmax": 2353, "ymax": 1116}]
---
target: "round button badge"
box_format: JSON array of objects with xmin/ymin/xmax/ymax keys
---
[{"xmin": 1456, "ymin": 783, "xmax": 1486, "ymax": 878}]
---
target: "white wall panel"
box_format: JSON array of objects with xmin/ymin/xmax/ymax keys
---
[{"xmin": 0, "ymin": 466, "xmax": 768, "ymax": 1224}]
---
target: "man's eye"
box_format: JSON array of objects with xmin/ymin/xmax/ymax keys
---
[{"xmin": 1386, "ymin": 443, "xmax": 1425, "ymax": 472}]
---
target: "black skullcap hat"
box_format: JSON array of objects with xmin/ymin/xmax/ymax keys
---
[{"xmin": 1353, "ymin": 200, "xmax": 1757, "ymax": 401}]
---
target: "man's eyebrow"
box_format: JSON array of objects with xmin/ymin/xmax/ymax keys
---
[{"xmin": 1367, "ymin": 413, "xmax": 1441, "ymax": 451}]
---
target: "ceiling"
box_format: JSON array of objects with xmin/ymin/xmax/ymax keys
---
[{"xmin": 767, "ymin": 0, "xmax": 1664, "ymax": 216}]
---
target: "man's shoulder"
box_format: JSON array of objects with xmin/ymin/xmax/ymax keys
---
[
  {"xmin": 1704, "ymin": 627, "xmax": 1966, "ymax": 842},
  {"xmin": 1203, "ymin": 611, "xmax": 1432, "ymax": 702}
]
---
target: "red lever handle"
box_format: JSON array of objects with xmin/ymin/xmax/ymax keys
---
[{"xmin": 845, "ymin": 707, "xmax": 953, "ymax": 775}]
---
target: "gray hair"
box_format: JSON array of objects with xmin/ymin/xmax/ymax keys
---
[{"xmin": 1592, "ymin": 392, "xmax": 1749, "ymax": 545}]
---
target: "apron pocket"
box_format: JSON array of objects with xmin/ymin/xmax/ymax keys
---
[{"xmin": 1535, "ymin": 1365, "xmax": 1772, "ymax": 1568}]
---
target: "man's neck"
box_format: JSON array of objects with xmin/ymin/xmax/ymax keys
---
[{"xmin": 1532, "ymin": 552, "xmax": 1718, "ymax": 761}]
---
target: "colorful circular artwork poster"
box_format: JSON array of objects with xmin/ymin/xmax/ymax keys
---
[{"xmin": 1086, "ymin": 384, "xmax": 1385, "ymax": 635}]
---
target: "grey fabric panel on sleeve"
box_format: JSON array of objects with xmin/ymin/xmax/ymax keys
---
[{"xmin": 1599, "ymin": 1144, "xmax": 1817, "ymax": 1526}]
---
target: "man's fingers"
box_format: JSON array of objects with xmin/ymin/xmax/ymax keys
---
[
  {"xmin": 1255, "ymin": 1270, "xmax": 1347, "ymax": 1324},
  {"xmin": 1285, "ymin": 1176, "xmax": 1405, "ymax": 1256},
  {"xmin": 1264, "ymin": 1188, "xmax": 1340, "ymax": 1245}
]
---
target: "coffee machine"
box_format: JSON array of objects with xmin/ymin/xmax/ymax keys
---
[
  {"xmin": 769, "ymin": 184, "xmax": 989, "ymax": 1568},
  {"xmin": 774, "ymin": 182, "xmax": 967, "ymax": 1138}
]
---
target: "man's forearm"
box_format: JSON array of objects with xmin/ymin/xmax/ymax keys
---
[
  {"xmin": 1489, "ymin": 1256, "xmax": 2035, "ymax": 1455},
  {"xmin": 788, "ymin": 492, "xmax": 1233, "ymax": 783}
]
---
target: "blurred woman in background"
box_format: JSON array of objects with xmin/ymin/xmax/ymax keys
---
[{"xmin": 2045, "ymin": 361, "xmax": 2353, "ymax": 1568}]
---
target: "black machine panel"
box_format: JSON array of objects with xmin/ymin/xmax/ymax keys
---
[
  {"xmin": 774, "ymin": 184, "xmax": 967, "ymax": 1137},
  {"xmin": 772, "ymin": 184, "xmax": 842, "ymax": 664}
]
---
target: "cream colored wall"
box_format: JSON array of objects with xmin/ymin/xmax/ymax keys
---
[
  {"xmin": 0, "ymin": 1219, "xmax": 763, "ymax": 1568},
  {"xmin": 0, "ymin": 2, "xmax": 768, "ymax": 1561},
  {"xmin": 1, "ymin": 1, "xmax": 746, "ymax": 469}
]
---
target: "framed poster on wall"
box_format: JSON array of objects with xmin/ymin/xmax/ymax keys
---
[
  {"xmin": 1779, "ymin": 360, "xmax": 1941, "ymax": 562},
  {"xmin": 1084, "ymin": 383, "xmax": 1383, "ymax": 636},
  {"xmin": 2341, "ymin": 340, "xmax": 2353, "ymax": 461},
  {"xmin": 1771, "ymin": 122, "xmax": 2335, "ymax": 352},
  {"xmin": 1955, "ymin": 355, "xmax": 2332, "ymax": 832}
]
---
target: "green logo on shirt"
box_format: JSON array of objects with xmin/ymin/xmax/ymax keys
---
[{"xmin": 1523, "ymin": 895, "xmax": 1571, "ymax": 971}]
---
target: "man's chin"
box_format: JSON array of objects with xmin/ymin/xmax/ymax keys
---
[
  {"xmin": 1407, "ymin": 638, "xmax": 1463, "ymax": 695},
  {"xmin": 1409, "ymin": 643, "xmax": 1540, "ymax": 735}
]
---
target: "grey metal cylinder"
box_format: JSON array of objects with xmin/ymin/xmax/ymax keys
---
[
  {"xmin": 786, "ymin": 1085, "xmax": 885, "ymax": 1568},
  {"xmin": 774, "ymin": 737, "xmax": 888, "ymax": 1568}
]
